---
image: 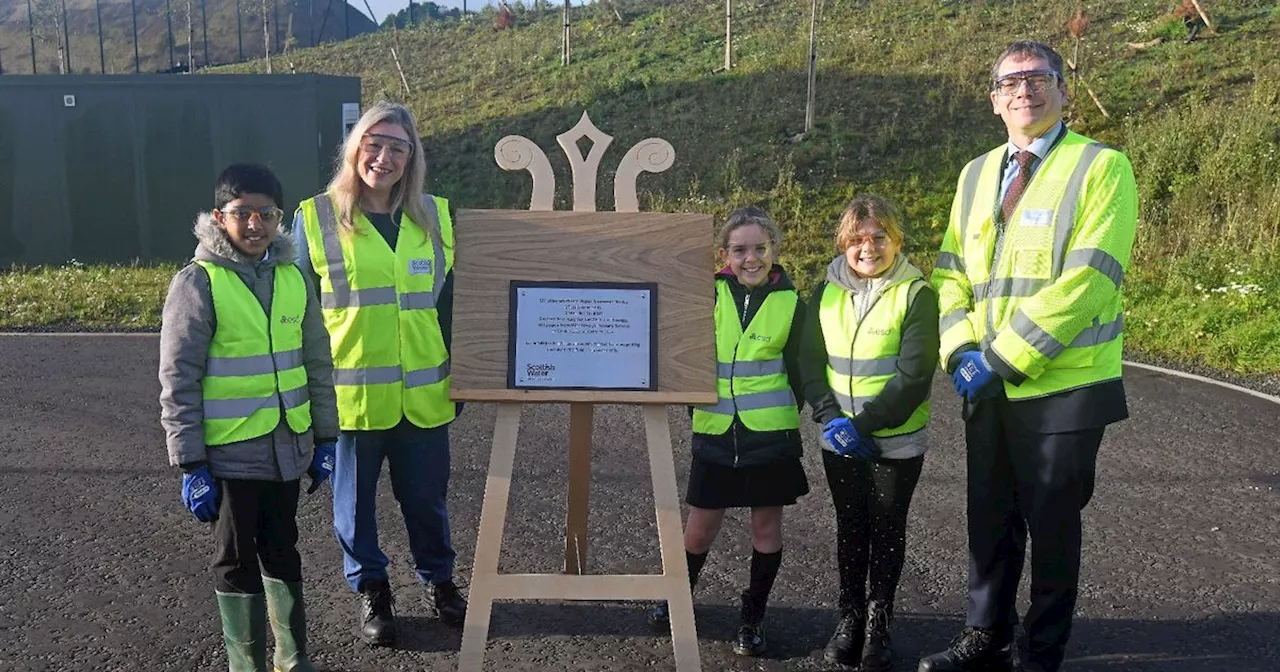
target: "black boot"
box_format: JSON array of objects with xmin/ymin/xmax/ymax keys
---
[
  {"xmin": 731, "ymin": 590, "xmax": 767, "ymax": 657},
  {"xmin": 357, "ymin": 578, "xmax": 396, "ymax": 647},
  {"xmin": 822, "ymin": 607, "xmax": 865, "ymax": 666},
  {"xmin": 861, "ymin": 600, "xmax": 893, "ymax": 671},
  {"xmin": 429, "ymin": 581, "xmax": 468, "ymax": 626},
  {"xmin": 917, "ymin": 627, "xmax": 1013, "ymax": 672}
]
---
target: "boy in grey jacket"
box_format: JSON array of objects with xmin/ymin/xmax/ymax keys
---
[{"xmin": 159, "ymin": 164, "xmax": 339, "ymax": 672}]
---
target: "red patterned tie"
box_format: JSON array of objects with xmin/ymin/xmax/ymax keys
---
[{"xmin": 1000, "ymin": 150, "xmax": 1036, "ymax": 223}]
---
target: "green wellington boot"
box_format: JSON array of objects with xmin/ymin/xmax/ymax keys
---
[
  {"xmin": 263, "ymin": 577, "xmax": 316, "ymax": 672},
  {"xmin": 215, "ymin": 591, "xmax": 269, "ymax": 672}
]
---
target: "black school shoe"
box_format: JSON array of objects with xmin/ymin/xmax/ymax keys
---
[
  {"xmin": 357, "ymin": 578, "xmax": 397, "ymax": 647},
  {"xmin": 731, "ymin": 590, "xmax": 768, "ymax": 657},
  {"xmin": 917, "ymin": 626, "xmax": 1014, "ymax": 672},
  {"xmin": 429, "ymin": 581, "xmax": 468, "ymax": 626}
]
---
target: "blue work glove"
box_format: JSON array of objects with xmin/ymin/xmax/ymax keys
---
[
  {"xmin": 306, "ymin": 441, "xmax": 336, "ymax": 494},
  {"xmin": 822, "ymin": 417, "xmax": 878, "ymax": 459},
  {"xmin": 952, "ymin": 351, "xmax": 999, "ymax": 402},
  {"xmin": 181, "ymin": 466, "xmax": 220, "ymax": 522}
]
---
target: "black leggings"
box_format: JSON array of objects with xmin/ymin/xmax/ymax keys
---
[{"xmin": 822, "ymin": 451, "xmax": 924, "ymax": 611}]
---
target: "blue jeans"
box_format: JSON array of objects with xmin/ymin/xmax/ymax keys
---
[{"xmin": 333, "ymin": 418, "xmax": 456, "ymax": 592}]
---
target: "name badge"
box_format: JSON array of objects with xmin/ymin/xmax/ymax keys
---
[
  {"xmin": 409, "ymin": 258, "xmax": 433, "ymax": 275},
  {"xmin": 1021, "ymin": 209, "xmax": 1052, "ymax": 227}
]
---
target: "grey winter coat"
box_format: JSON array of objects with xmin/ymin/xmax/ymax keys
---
[{"xmin": 159, "ymin": 213, "xmax": 340, "ymax": 481}]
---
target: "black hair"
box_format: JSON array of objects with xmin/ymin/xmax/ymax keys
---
[
  {"xmin": 214, "ymin": 163, "xmax": 284, "ymax": 210},
  {"xmin": 991, "ymin": 40, "xmax": 1065, "ymax": 85}
]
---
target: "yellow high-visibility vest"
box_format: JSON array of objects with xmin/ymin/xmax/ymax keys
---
[
  {"xmin": 692, "ymin": 281, "xmax": 800, "ymax": 434},
  {"xmin": 932, "ymin": 130, "xmax": 1137, "ymax": 400},
  {"xmin": 819, "ymin": 280, "xmax": 930, "ymax": 437},
  {"xmin": 298, "ymin": 194, "xmax": 455, "ymax": 430},
  {"xmin": 197, "ymin": 260, "xmax": 312, "ymax": 446}
]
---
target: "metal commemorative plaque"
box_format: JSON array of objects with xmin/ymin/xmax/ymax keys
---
[{"xmin": 507, "ymin": 281, "xmax": 658, "ymax": 391}]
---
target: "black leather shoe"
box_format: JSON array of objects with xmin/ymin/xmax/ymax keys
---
[
  {"xmin": 357, "ymin": 579, "xmax": 396, "ymax": 647},
  {"xmin": 732, "ymin": 623, "xmax": 767, "ymax": 657},
  {"xmin": 861, "ymin": 600, "xmax": 894, "ymax": 671},
  {"xmin": 918, "ymin": 627, "xmax": 1013, "ymax": 671},
  {"xmin": 647, "ymin": 602, "xmax": 670, "ymax": 628},
  {"xmin": 430, "ymin": 581, "xmax": 468, "ymax": 626},
  {"xmin": 822, "ymin": 608, "xmax": 865, "ymax": 666}
]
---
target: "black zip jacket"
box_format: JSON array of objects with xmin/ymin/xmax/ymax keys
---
[
  {"xmin": 800, "ymin": 280, "xmax": 940, "ymax": 437},
  {"xmin": 691, "ymin": 266, "xmax": 807, "ymax": 468}
]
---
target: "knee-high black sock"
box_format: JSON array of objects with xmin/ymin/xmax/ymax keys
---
[
  {"xmin": 686, "ymin": 550, "xmax": 708, "ymax": 589},
  {"xmin": 747, "ymin": 548, "xmax": 782, "ymax": 611}
]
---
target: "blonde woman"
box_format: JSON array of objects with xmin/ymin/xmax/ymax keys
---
[{"xmin": 293, "ymin": 102, "xmax": 465, "ymax": 647}]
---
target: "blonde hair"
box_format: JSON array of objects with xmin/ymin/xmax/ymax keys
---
[
  {"xmin": 325, "ymin": 101, "xmax": 430, "ymax": 236},
  {"xmin": 835, "ymin": 195, "xmax": 906, "ymax": 251},
  {"xmin": 718, "ymin": 206, "xmax": 783, "ymax": 250}
]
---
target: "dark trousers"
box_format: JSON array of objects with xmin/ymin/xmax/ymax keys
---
[
  {"xmin": 333, "ymin": 419, "xmax": 456, "ymax": 592},
  {"xmin": 822, "ymin": 450, "xmax": 924, "ymax": 612},
  {"xmin": 212, "ymin": 478, "xmax": 302, "ymax": 594},
  {"xmin": 964, "ymin": 398, "xmax": 1103, "ymax": 672}
]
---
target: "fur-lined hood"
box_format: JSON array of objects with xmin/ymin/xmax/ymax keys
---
[{"xmin": 191, "ymin": 211, "xmax": 296, "ymax": 269}]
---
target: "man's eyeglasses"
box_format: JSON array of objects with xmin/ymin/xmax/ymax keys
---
[
  {"xmin": 220, "ymin": 206, "xmax": 284, "ymax": 225},
  {"xmin": 360, "ymin": 134, "xmax": 413, "ymax": 160},
  {"xmin": 992, "ymin": 69, "xmax": 1060, "ymax": 96}
]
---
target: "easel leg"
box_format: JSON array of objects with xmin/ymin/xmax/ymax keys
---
[
  {"xmin": 564, "ymin": 403, "xmax": 594, "ymax": 574},
  {"xmin": 459, "ymin": 403, "xmax": 523, "ymax": 672},
  {"xmin": 643, "ymin": 405, "xmax": 701, "ymax": 671}
]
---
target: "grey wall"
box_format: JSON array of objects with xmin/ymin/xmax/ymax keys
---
[{"xmin": 0, "ymin": 74, "xmax": 361, "ymax": 265}]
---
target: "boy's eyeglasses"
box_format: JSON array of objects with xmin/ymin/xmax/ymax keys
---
[
  {"xmin": 992, "ymin": 69, "xmax": 1059, "ymax": 96},
  {"xmin": 360, "ymin": 134, "xmax": 414, "ymax": 160},
  {"xmin": 220, "ymin": 206, "xmax": 284, "ymax": 224},
  {"xmin": 847, "ymin": 234, "xmax": 890, "ymax": 248}
]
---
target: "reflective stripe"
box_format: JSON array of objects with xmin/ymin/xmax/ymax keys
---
[
  {"xmin": 699, "ymin": 389, "xmax": 796, "ymax": 415},
  {"xmin": 732, "ymin": 389, "xmax": 797, "ymax": 411},
  {"xmin": 321, "ymin": 286, "xmax": 397, "ymax": 309},
  {"xmin": 205, "ymin": 394, "xmax": 277, "ymax": 420},
  {"xmin": 400, "ymin": 291, "xmax": 437, "ymax": 310},
  {"xmin": 935, "ymin": 252, "xmax": 965, "ymax": 272},
  {"xmin": 422, "ymin": 196, "xmax": 448, "ymax": 298},
  {"xmin": 973, "ymin": 277, "xmax": 1047, "ymax": 301},
  {"xmin": 280, "ymin": 385, "xmax": 309, "ymax": 410},
  {"xmin": 958, "ymin": 153, "xmax": 990, "ymax": 244},
  {"xmin": 1063, "ymin": 248, "xmax": 1125, "ymax": 288},
  {"xmin": 207, "ymin": 349, "xmax": 305, "ymax": 376},
  {"xmin": 827, "ymin": 355, "xmax": 899, "ymax": 377},
  {"xmin": 1052, "ymin": 143, "xmax": 1106, "ymax": 278},
  {"xmin": 1069, "ymin": 315, "xmax": 1124, "ymax": 348},
  {"xmin": 313, "ymin": 195, "xmax": 354, "ymax": 305},
  {"xmin": 939, "ymin": 308, "xmax": 969, "ymax": 334},
  {"xmin": 1011, "ymin": 309, "xmax": 1066, "ymax": 360},
  {"xmin": 405, "ymin": 361, "xmax": 451, "ymax": 388},
  {"xmin": 333, "ymin": 366, "xmax": 402, "ymax": 386},
  {"xmin": 716, "ymin": 359, "xmax": 786, "ymax": 378},
  {"xmin": 833, "ymin": 392, "xmax": 876, "ymax": 416}
]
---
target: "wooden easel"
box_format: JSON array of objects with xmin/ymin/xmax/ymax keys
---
[{"xmin": 450, "ymin": 113, "xmax": 715, "ymax": 671}]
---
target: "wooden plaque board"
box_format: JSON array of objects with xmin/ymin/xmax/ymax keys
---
[{"xmin": 450, "ymin": 209, "xmax": 717, "ymax": 405}]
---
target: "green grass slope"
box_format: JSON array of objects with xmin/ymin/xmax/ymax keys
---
[{"xmin": 8, "ymin": 0, "xmax": 1278, "ymax": 375}]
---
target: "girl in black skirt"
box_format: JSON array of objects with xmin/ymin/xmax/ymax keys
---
[{"xmin": 650, "ymin": 206, "xmax": 808, "ymax": 657}]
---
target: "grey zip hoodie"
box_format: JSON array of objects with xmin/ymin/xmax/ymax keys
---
[{"xmin": 158, "ymin": 213, "xmax": 339, "ymax": 481}]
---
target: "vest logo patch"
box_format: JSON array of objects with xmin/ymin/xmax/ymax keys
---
[
  {"xmin": 279, "ymin": 314, "xmax": 302, "ymax": 325},
  {"xmin": 1021, "ymin": 209, "xmax": 1052, "ymax": 227},
  {"xmin": 865, "ymin": 326, "xmax": 895, "ymax": 336},
  {"xmin": 409, "ymin": 258, "xmax": 433, "ymax": 275},
  {"xmin": 747, "ymin": 333, "xmax": 772, "ymax": 343}
]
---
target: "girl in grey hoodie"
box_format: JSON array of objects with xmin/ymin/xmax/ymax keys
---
[{"xmin": 799, "ymin": 195, "xmax": 940, "ymax": 671}]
